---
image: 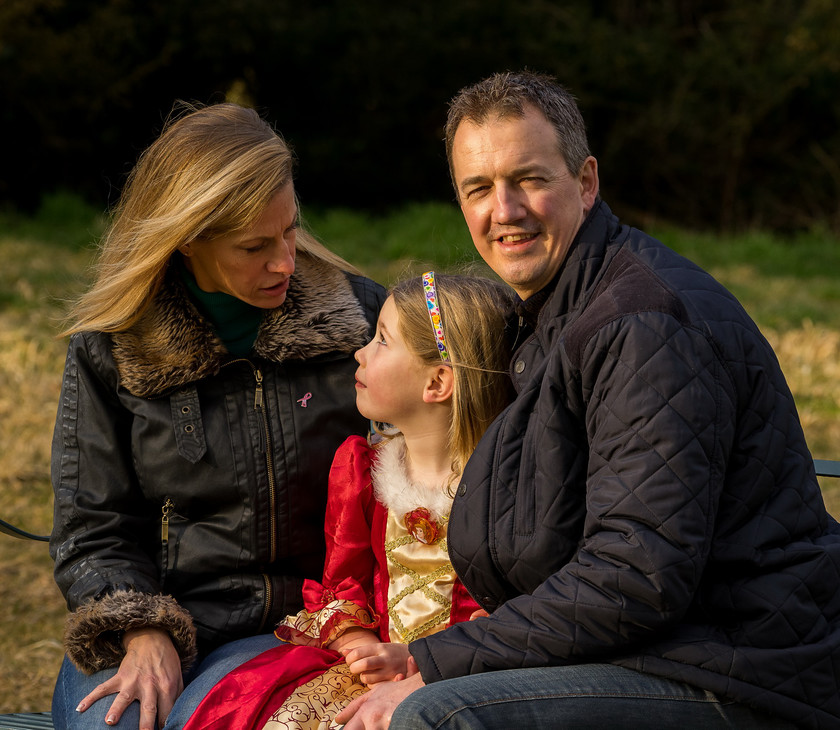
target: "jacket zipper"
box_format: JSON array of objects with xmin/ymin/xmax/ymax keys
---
[
  {"xmin": 253, "ymin": 368, "xmax": 278, "ymax": 564},
  {"xmin": 161, "ymin": 497, "xmax": 174, "ymax": 543},
  {"xmin": 511, "ymin": 314, "xmax": 526, "ymax": 354},
  {"xmin": 260, "ymin": 574, "xmax": 273, "ymax": 632},
  {"xmin": 253, "ymin": 368, "xmax": 278, "ymax": 631},
  {"xmin": 160, "ymin": 497, "xmax": 174, "ymax": 584}
]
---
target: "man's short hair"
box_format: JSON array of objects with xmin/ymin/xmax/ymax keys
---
[{"xmin": 444, "ymin": 71, "xmax": 591, "ymax": 195}]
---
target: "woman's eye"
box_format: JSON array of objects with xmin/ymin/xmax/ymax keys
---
[{"xmin": 377, "ymin": 333, "xmax": 387, "ymax": 346}]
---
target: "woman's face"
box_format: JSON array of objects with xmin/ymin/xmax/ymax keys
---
[{"xmin": 180, "ymin": 184, "xmax": 298, "ymax": 309}]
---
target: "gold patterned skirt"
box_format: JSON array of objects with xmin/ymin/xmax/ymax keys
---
[{"xmin": 261, "ymin": 662, "xmax": 368, "ymax": 730}]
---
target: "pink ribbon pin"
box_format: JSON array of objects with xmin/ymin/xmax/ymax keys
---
[{"xmin": 297, "ymin": 392, "xmax": 313, "ymax": 408}]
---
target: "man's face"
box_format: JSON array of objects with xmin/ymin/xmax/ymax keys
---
[{"xmin": 451, "ymin": 105, "xmax": 599, "ymax": 300}]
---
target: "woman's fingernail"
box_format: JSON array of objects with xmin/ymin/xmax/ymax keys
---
[
  {"xmin": 75, "ymin": 702, "xmax": 85, "ymax": 712},
  {"xmin": 106, "ymin": 715, "xmax": 116, "ymax": 725}
]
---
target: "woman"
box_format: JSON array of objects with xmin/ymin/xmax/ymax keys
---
[{"xmin": 49, "ymin": 102, "xmax": 385, "ymax": 730}]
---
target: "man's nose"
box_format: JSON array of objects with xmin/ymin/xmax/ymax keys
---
[{"xmin": 492, "ymin": 184, "xmax": 526, "ymax": 225}]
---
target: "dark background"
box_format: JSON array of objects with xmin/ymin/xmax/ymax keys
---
[{"xmin": 2, "ymin": 0, "xmax": 838, "ymax": 232}]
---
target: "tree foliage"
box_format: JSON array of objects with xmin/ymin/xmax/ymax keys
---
[{"xmin": 1, "ymin": 0, "xmax": 838, "ymax": 231}]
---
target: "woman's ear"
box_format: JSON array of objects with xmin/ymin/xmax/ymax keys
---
[
  {"xmin": 423, "ymin": 364, "xmax": 454, "ymax": 404},
  {"xmin": 178, "ymin": 242, "xmax": 192, "ymax": 256}
]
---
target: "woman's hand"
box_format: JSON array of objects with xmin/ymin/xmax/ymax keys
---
[
  {"xmin": 336, "ymin": 659, "xmax": 423, "ymax": 730},
  {"xmin": 75, "ymin": 627, "xmax": 183, "ymax": 730},
  {"xmin": 342, "ymin": 642, "xmax": 411, "ymax": 686}
]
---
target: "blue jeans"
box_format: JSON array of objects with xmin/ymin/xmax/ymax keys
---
[
  {"xmin": 389, "ymin": 664, "xmax": 796, "ymax": 729},
  {"xmin": 51, "ymin": 632, "xmax": 280, "ymax": 730}
]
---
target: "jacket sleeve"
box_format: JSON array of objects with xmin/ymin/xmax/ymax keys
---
[
  {"xmin": 411, "ymin": 311, "xmax": 737, "ymax": 680},
  {"xmin": 275, "ymin": 435, "xmax": 382, "ymax": 646},
  {"xmin": 50, "ymin": 332, "xmax": 196, "ymax": 672}
]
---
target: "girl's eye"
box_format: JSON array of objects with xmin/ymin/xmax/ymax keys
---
[{"xmin": 377, "ymin": 332, "xmax": 387, "ymax": 346}]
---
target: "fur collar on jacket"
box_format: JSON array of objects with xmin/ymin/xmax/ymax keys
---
[{"xmin": 112, "ymin": 253, "xmax": 371, "ymax": 398}]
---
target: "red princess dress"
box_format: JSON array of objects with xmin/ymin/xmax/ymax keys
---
[{"xmin": 183, "ymin": 434, "xmax": 479, "ymax": 730}]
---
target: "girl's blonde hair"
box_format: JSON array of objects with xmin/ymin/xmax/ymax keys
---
[
  {"xmin": 390, "ymin": 273, "xmax": 514, "ymax": 481},
  {"xmin": 63, "ymin": 102, "xmax": 356, "ymax": 336}
]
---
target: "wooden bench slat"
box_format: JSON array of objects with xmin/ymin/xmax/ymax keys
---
[{"xmin": 815, "ymin": 459, "xmax": 840, "ymax": 479}]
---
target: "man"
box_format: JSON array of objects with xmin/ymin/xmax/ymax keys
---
[{"xmin": 338, "ymin": 71, "xmax": 840, "ymax": 729}]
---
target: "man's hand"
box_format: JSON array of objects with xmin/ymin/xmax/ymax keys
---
[
  {"xmin": 343, "ymin": 642, "xmax": 411, "ymax": 686},
  {"xmin": 336, "ymin": 658, "xmax": 424, "ymax": 729},
  {"xmin": 75, "ymin": 627, "xmax": 184, "ymax": 730}
]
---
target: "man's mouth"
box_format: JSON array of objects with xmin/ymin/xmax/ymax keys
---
[{"xmin": 499, "ymin": 233, "xmax": 532, "ymax": 243}]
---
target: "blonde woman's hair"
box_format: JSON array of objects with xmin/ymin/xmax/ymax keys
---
[
  {"xmin": 390, "ymin": 274, "xmax": 514, "ymax": 482},
  {"xmin": 63, "ymin": 102, "xmax": 357, "ymax": 336}
]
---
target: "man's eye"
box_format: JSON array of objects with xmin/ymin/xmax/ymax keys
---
[{"xmin": 465, "ymin": 186, "xmax": 488, "ymax": 198}]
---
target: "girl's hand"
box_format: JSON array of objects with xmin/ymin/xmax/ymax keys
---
[
  {"xmin": 470, "ymin": 609, "xmax": 489, "ymax": 620},
  {"xmin": 326, "ymin": 627, "xmax": 381, "ymax": 655},
  {"xmin": 75, "ymin": 627, "xmax": 183, "ymax": 730},
  {"xmin": 342, "ymin": 642, "xmax": 411, "ymax": 686}
]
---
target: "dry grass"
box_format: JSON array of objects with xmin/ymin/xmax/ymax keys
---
[{"xmin": 0, "ymin": 210, "xmax": 838, "ymax": 714}]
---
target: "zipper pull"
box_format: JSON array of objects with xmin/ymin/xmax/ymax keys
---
[
  {"xmin": 511, "ymin": 314, "xmax": 526, "ymax": 353},
  {"xmin": 254, "ymin": 368, "xmax": 264, "ymax": 409},
  {"xmin": 161, "ymin": 498, "xmax": 174, "ymax": 543}
]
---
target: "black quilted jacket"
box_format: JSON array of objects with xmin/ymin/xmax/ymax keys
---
[{"xmin": 410, "ymin": 201, "xmax": 840, "ymax": 728}]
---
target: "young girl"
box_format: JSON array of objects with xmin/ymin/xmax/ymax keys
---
[{"xmin": 183, "ymin": 271, "xmax": 513, "ymax": 730}]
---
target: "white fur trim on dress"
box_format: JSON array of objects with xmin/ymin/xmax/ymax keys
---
[{"xmin": 371, "ymin": 436, "xmax": 453, "ymax": 521}]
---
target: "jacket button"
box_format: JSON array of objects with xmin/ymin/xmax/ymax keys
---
[
  {"xmin": 514, "ymin": 360, "xmax": 526, "ymax": 374},
  {"xmin": 458, "ymin": 483, "xmax": 467, "ymax": 496}
]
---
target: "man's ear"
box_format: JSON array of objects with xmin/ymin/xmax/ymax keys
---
[
  {"xmin": 579, "ymin": 156, "xmax": 600, "ymax": 212},
  {"xmin": 423, "ymin": 364, "xmax": 454, "ymax": 404}
]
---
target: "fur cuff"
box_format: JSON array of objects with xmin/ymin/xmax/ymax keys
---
[{"xmin": 64, "ymin": 590, "xmax": 197, "ymax": 675}]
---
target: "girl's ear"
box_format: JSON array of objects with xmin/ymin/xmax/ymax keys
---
[{"xmin": 423, "ymin": 364, "xmax": 454, "ymax": 404}]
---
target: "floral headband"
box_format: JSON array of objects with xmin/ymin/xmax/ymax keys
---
[{"xmin": 422, "ymin": 271, "xmax": 451, "ymax": 363}]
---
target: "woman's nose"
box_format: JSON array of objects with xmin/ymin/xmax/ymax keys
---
[{"xmin": 267, "ymin": 242, "xmax": 295, "ymax": 274}]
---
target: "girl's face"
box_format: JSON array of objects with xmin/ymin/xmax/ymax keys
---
[
  {"xmin": 354, "ymin": 296, "xmax": 433, "ymax": 428},
  {"xmin": 179, "ymin": 184, "xmax": 298, "ymax": 309}
]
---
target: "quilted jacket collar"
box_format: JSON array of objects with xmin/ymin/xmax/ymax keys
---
[
  {"xmin": 539, "ymin": 200, "xmax": 626, "ymax": 333},
  {"xmin": 112, "ymin": 252, "xmax": 370, "ymax": 398}
]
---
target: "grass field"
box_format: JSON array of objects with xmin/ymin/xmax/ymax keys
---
[{"xmin": 1, "ymin": 193, "xmax": 838, "ymax": 713}]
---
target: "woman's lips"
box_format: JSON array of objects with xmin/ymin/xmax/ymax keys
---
[{"xmin": 261, "ymin": 279, "xmax": 290, "ymax": 296}]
